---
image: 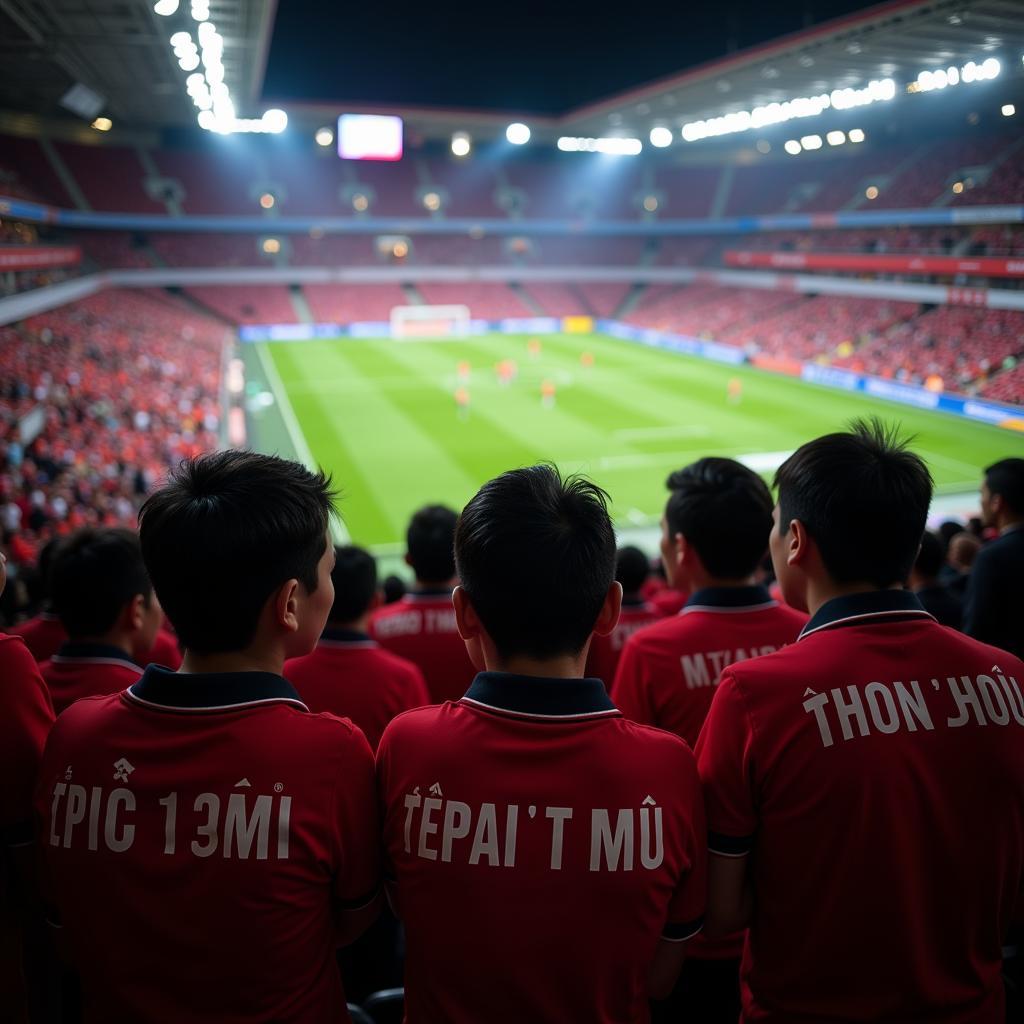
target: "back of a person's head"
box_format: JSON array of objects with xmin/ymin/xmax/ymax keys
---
[
  {"xmin": 913, "ymin": 530, "xmax": 945, "ymax": 580},
  {"xmin": 615, "ymin": 546, "xmax": 650, "ymax": 596},
  {"xmin": 949, "ymin": 531, "xmax": 981, "ymax": 570},
  {"xmin": 985, "ymin": 457, "xmax": 1024, "ymax": 516},
  {"xmin": 665, "ymin": 457, "xmax": 774, "ymax": 579},
  {"xmin": 327, "ymin": 545, "xmax": 377, "ymax": 624},
  {"xmin": 382, "ymin": 574, "xmax": 406, "ymax": 604},
  {"xmin": 937, "ymin": 520, "xmax": 964, "ymax": 552},
  {"xmin": 406, "ymin": 504, "xmax": 457, "ymax": 584},
  {"xmin": 139, "ymin": 450, "xmax": 334, "ymax": 654},
  {"xmin": 51, "ymin": 527, "xmax": 152, "ymax": 638},
  {"xmin": 455, "ymin": 464, "xmax": 615, "ymax": 660},
  {"xmin": 775, "ymin": 418, "xmax": 933, "ymax": 588}
]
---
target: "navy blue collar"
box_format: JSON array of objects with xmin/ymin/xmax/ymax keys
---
[
  {"xmin": 127, "ymin": 665, "xmax": 308, "ymax": 713},
  {"xmin": 53, "ymin": 641, "xmax": 139, "ymax": 668},
  {"xmin": 684, "ymin": 585, "xmax": 775, "ymax": 613},
  {"xmin": 800, "ymin": 589, "xmax": 933, "ymax": 640},
  {"xmin": 320, "ymin": 626, "xmax": 374, "ymax": 644},
  {"xmin": 461, "ymin": 671, "xmax": 620, "ymax": 721}
]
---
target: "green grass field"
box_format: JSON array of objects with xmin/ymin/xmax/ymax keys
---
[{"xmin": 244, "ymin": 332, "xmax": 1024, "ymax": 552}]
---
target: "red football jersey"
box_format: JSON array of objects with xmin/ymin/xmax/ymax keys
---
[
  {"xmin": 377, "ymin": 673, "xmax": 707, "ymax": 1024},
  {"xmin": 696, "ymin": 590, "xmax": 1024, "ymax": 1022},
  {"xmin": 585, "ymin": 600, "xmax": 661, "ymax": 689},
  {"xmin": 35, "ymin": 666, "xmax": 380, "ymax": 1024},
  {"xmin": 285, "ymin": 628, "xmax": 430, "ymax": 750},
  {"xmin": 40, "ymin": 642, "xmax": 142, "ymax": 716},
  {"xmin": 10, "ymin": 612, "xmax": 66, "ymax": 663},
  {"xmin": 370, "ymin": 590, "xmax": 476, "ymax": 704},
  {"xmin": 145, "ymin": 628, "xmax": 182, "ymax": 670},
  {"xmin": 613, "ymin": 587, "xmax": 807, "ymax": 747}
]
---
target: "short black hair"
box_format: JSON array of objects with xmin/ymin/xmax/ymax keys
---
[
  {"xmin": 937, "ymin": 520, "xmax": 964, "ymax": 551},
  {"xmin": 328, "ymin": 545, "xmax": 377, "ymax": 624},
  {"xmin": 455, "ymin": 464, "xmax": 615, "ymax": 659},
  {"xmin": 139, "ymin": 450, "xmax": 335, "ymax": 654},
  {"xmin": 665, "ymin": 457, "xmax": 774, "ymax": 579},
  {"xmin": 382, "ymin": 574, "xmax": 406, "ymax": 604},
  {"xmin": 985, "ymin": 458, "xmax": 1024, "ymax": 515},
  {"xmin": 51, "ymin": 528, "xmax": 152, "ymax": 638},
  {"xmin": 775, "ymin": 418, "xmax": 933, "ymax": 589},
  {"xmin": 914, "ymin": 531, "xmax": 945, "ymax": 579},
  {"xmin": 615, "ymin": 546, "xmax": 650, "ymax": 596},
  {"xmin": 407, "ymin": 505, "xmax": 457, "ymax": 583}
]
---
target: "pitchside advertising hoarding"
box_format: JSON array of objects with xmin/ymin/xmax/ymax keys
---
[{"xmin": 237, "ymin": 317, "xmax": 1022, "ymax": 431}]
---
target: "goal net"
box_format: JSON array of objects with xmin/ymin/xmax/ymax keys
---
[{"xmin": 390, "ymin": 304, "xmax": 471, "ymax": 340}]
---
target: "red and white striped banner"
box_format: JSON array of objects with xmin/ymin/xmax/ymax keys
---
[{"xmin": 0, "ymin": 245, "xmax": 82, "ymax": 271}]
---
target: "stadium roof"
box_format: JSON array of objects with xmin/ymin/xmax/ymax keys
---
[{"xmin": 0, "ymin": 0, "xmax": 1021, "ymax": 144}]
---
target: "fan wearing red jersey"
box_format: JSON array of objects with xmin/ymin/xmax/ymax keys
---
[
  {"xmin": 585, "ymin": 545, "xmax": 661, "ymax": 688},
  {"xmin": 39, "ymin": 529, "xmax": 161, "ymax": 715},
  {"xmin": 697, "ymin": 419, "xmax": 1024, "ymax": 1023},
  {"xmin": 35, "ymin": 451, "xmax": 380, "ymax": 1024},
  {"xmin": 286, "ymin": 544, "xmax": 429, "ymax": 751},
  {"xmin": 370, "ymin": 504, "xmax": 475, "ymax": 703},
  {"xmin": 612, "ymin": 458, "xmax": 805, "ymax": 1023},
  {"xmin": 0, "ymin": 551, "xmax": 55, "ymax": 1024},
  {"xmin": 378, "ymin": 466, "xmax": 707, "ymax": 1024}
]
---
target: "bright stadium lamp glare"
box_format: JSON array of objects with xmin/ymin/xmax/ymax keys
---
[
  {"xmin": 315, "ymin": 126, "xmax": 334, "ymax": 146},
  {"xmin": 642, "ymin": 195, "xmax": 659, "ymax": 212},
  {"xmin": 352, "ymin": 193, "xmax": 369, "ymax": 212},
  {"xmin": 952, "ymin": 180, "xmax": 965, "ymax": 194},
  {"xmin": 848, "ymin": 128, "xmax": 866, "ymax": 142},
  {"xmin": 154, "ymin": 0, "xmax": 179, "ymax": 13},
  {"xmin": 506, "ymin": 122, "xmax": 531, "ymax": 145},
  {"xmin": 649, "ymin": 126, "xmax": 673, "ymax": 148},
  {"xmin": 262, "ymin": 238, "xmax": 281, "ymax": 255},
  {"xmin": 261, "ymin": 109, "xmax": 288, "ymax": 133},
  {"xmin": 1002, "ymin": 103, "xmax": 1016, "ymax": 116},
  {"xmin": 178, "ymin": 53, "xmax": 201, "ymax": 71},
  {"xmin": 91, "ymin": 117, "xmax": 112, "ymax": 132},
  {"xmin": 865, "ymin": 185, "xmax": 879, "ymax": 200},
  {"xmin": 423, "ymin": 191, "xmax": 442, "ymax": 211},
  {"xmin": 800, "ymin": 134, "xmax": 823, "ymax": 150},
  {"xmin": 784, "ymin": 139, "xmax": 802, "ymax": 155},
  {"xmin": 259, "ymin": 193, "xmax": 275, "ymax": 209},
  {"xmin": 170, "ymin": 31, "xmax": 192, "ymax": 48},
  {"xmin": 451, "ymin": 131, "xmax": 472, "ymax": 157},
  {"xmin": 826, "ymin": 130, "xmax": 846, "ymax": 145}
]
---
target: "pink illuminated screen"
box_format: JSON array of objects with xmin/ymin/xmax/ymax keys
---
[{"xmin": 337, "ymin": 114, "xmax": 404, "ymax": 161}]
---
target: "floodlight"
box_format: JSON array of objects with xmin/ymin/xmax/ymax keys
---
[
  {"xmin": 261, "ymin": 109, "xmax": 288, "ymax": 133},
  {"xmin": 952, "ymin": 181, "xmax": 965, "ymax": 194},
  {"xmin": 423, "ymin": 192, "xmax": 442, "ymax": 211},
  {"xmin": 865, "ymin": 185, "xmax": 879, "ymax": 200},
  {"xmin": 153, "ymin": 0, "xmax": 179, "ymax": 14},
  {"xmin": 315, "ymin": 127, "xmax": 334, "ymax": 147},
  {"xmin": 262, "ymin": 238, "xmax": 281, "ymax": 255},
  {"xmin": 649, "ymin": 126, "xmax": 673, "ymax": 148},
  {"xmin": 170, "ymin": 31, "xmax": 192, "ymax": 47},
  {"xmin": 506, "ymin": 123, "xmax": 531, "ymax": 145},
  {"xmin": 800, "ymin": 134, "xmax": 822, "ymax": 150},
  {"xmin": 178, "ymin": 53, "xmax": 200, "ymax": 71},
  {"xmin": 784, "ymin": 139, "xmax": 802, "ymax": 155},
  {"xmin": 451, "ymin": 131, "xmax": 471, "ymax": 157},
  {"xmin": 848, "ymin": 128, "xmax": 866, "ymax": 143},
  {"xmin": 352, "ymin": 193, "xmax": 369, "ymax": 212},
  {"xmin": 91, "ymin": 117, "xmax": 112, "ymax": 132},
  {"xmin": 1002, "ymin": 103, "xmax": 1016, "ymax": 116},
  {"xmin": 826, "ymin": 130, "xmax": 846, "ymax": 145},
  {"xmin": 259, "ymin": 193, "xmax": 275, "ymax": 209},
  {"xmin": 642, "ymin": 195, "xmax": 659, "ymax": 212}
]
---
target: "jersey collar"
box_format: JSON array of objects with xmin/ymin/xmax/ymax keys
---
[
  {"xmin": 683, "ymin": 585, "xmax": 776, "ymax": 614},
  {"xmin": 799, "ymin": 589, "xmax": 934, "ymax": 641},
  {"xmin": 126, "ymin": 665, "xmax": 309, "ymax": 713},
  {"xmin": 52, "ymin": 641, "xmax": 140, "ymax": 670},
  {"xmin": 404, "ymin": 587, "xmax": 455, "ymax": 602},
  {"xmin": 461, "ymin": 672, "xmax": 621, "ymax": 722}
]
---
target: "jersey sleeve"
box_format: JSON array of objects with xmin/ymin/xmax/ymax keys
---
[
  {"xmin": 695, "ymin": 672, "xmax": 757, "ymax": 857},
  {"xmin": 330, "ymin": 724, "xmax": 381, "ymax": 910},
  {"xmin": 610, "ymin": 635, "xmax": 655, "ymax": 726},
  {"xmin": 663, "ymin": 747, "xmax": 707, "ymax": 941},
  {"xmin": 0, "ymin": 635, "xmax": 55, "ymax": 841}
]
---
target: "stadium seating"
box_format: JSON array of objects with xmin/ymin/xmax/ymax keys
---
[
  {"xmin": 185, "ymin": 285, "xmax": 298, "ymax": 324},
  {"xmin": 416, "ymin": 282, "xmax": 532, "ymax": 319},
  {"xmin": 302, "ymin": 283, "xmax": 407, "ymax": 323}
]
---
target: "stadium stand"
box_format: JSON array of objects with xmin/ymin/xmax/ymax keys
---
[
  {"xmin": 185, "ymin": 284, "xmax": 298, "ymax": 323},
  {"xmin": 302, "ymin": 283, "xmax": 408, "ymax": 323}
]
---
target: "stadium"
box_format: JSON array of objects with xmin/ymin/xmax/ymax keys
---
[{"xmin": 2, "ymin": 1, "xmax": 1024, "ymax": 1022}]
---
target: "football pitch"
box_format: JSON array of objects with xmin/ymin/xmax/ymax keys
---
[{"xmin": 244, "ymin": 332, "xmax": 1024, "ymax": 552}]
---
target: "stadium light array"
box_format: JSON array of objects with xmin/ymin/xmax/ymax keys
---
[
  {"xmin": 506, "ymin": 123, "xmax": 531, "ymax": 145},
  {"xmin": 315, "ymin": 127, "xmax": 334, "ymax": 147},
  {"xmin": 914, "ymin": 57, "xmax": 1000, "ymax": 93},
  {"xmin": 848, "ymin": 128, "xmax": 866, "ymax": 143},
  {"xmin": 681, "ymin": 78, "xmax": 895, "ymax": 143},
  {"xmin": 649, "ymin": 126, "xmax": 673, "ymax": 148},
  {"xmin": 826, "ymin": 130, "xmax": 846, "ymax": 145},
  {"xmin": 191, "ymin": 0, "xmax": 209, "ymax": 21},
  {"xmin": 153, "ymin": 0, "xmax": 178, "ymax": 14},
  {"xmin": 451, "ymin": 131, "xmax": 472, "ymax": 157},
  {"xmin": 557, "ymin": 136, "xmax": 643, "ymax": 155},
  {"xmin": 800, "ymin": 134, "xmax": 823, "ymax": 150},
  {"xmin": 784, "ymin": 139, "xmax": 802, "ymax": 155},
  {"xmin": 1003, "ymin": 104, "xmax": 1016, "ymax": 117}
]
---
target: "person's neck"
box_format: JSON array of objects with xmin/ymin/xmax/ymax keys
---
[
  {"xmin": 487, "ymin": 652, "xmax": 587, "ymax": 679},
  {"xmin": 804, "ymin": 578, "xmax": 902, "ymax": 618},
  {"xmin": 328, "ymin": 614, "xmax": 370, "ymax": 635},
  {"xmin": 684, "ymin": 571, "xmax": 758, "ymax": 592},
  {"xmin": 910, "ymin": 574, "xmax": 938, "ymax": 591},
  {"xmin": 74, "ymin": 631, "xmax": 134, "ymax": 660},
  {"xmin": 413, "ymin": 578, "xmax": 456, "ymax": 593},
  {"xmin": 180, "ymin": 645, "xmax": 285, "ymax": 676}
]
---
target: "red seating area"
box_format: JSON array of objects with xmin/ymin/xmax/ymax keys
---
[
  {"xmin": 185, "ymin": 285, "xmax": 298, "ymax": 324},
  {"xmin": 577, "ymin": 282, "xmax": 631, "ymax": 318},
  {"xmin": 54, "ymin": 143, "xmax": 165, "ymax": 214},
  {"xmin": 834, "ymin": 306, "xmax": 1024, "ymax": 393},
  {"xmin": 0, "ymin": 136, "xmax": 70, "ymax": 205},
  {"xmin": 79, "ymin": 232, "xmax": 152, "ymax": 269},
  {"xmin": 0, "ymin": 290, "xmax": 225, "ymax": 558},
  {"xmin": 980, "ymin": 362, "xmax": 1024, "ymax": 404},
  {"xmin": 724, "ymin": 295, "xmax": 919, "ymax": 360},
  {"xmin": 152, "ymin": 233, "xmax": 277, "ymax": 267},
  {"xmin": 416, "ymin": 282, "xmax": 531, "ymax": 319},
  {"xmin": 653, "ymin": 165, "xmax": 721, "ymax": 218},
  {"xmin": 953, "ymin": 153, "xmax": 1024, "ymax": 207},
  {"xmin": 625, "ymin": 284, "xmax": 802, "ymax": 335},
  {"xmin": 152, "ymin": 148, "xmax": 258, "ymax": 215},
  {"xmin": 302, "ymin": 283, "xmax": 407, "ymax": 323},
  {"xmin": 523, "ymin": 283, "xmax": 584, "ymax": 317}
]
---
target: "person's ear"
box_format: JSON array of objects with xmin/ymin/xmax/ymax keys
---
[
  {"xmin": 274, "ymin": 578, "xmax": 301, "ymax": 634},
  {"xmin": 592, "ymin": 581, "xmax": 623, "ymax": 638},
  {"xmin": 125, "ymin": 593, "xmax": 146, "ymax": 632},
  {"xmin": 787, "ymin": 519, "xmax": 811, "ymax": 568},
  {"xmin": 452, "ymin": 585, "xmax": 483, "ymax": 642}
]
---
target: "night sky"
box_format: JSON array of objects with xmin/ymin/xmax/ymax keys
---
[{"xmin": 263, "ymin": 0, "xmax": 878, "ymax": 114}]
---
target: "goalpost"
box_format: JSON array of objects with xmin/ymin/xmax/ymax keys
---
[{"xmin": 390, "ymin": 304, "xmax": 471, "ymax": 340}]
